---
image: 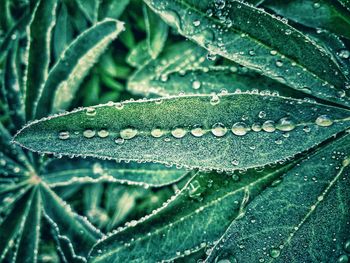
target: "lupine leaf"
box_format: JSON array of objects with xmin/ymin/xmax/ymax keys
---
[
  {"xmin": 143, "ymin": 4, "xmax": 168, "ymax": 59},
  {"xmin": 264, "ymin": 0, "xmax": 350, "ymax": 39},
  {"xmin": 76, "ymin": 0, "xmax": 100, "ymax": 24},
  {"xmin": 42, "ymin": 159, "xmax": 188, "ymax": 187},
  {"xmin": 206, "ymin": 133, "xmax": 350, "ymax": 263},
  {"xmin": 14, "ymin": 93, "xmax": 350, "ymax": 172},
  {"xmin": 24, "ymin": 0, "xmax": 58, "ymax": 120},
  {"xmin": 143, "ymin": 0, "xmax": 350, "ymax": 107},
  {"xmin": 88, "ymin": 163, "xmax": 293, "ymax": 262},
  {"xmin": 35, "ymin": 19, "xmax": 125, "ymax": 118}
]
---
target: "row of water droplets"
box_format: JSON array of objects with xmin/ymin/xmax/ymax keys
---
[{"xmin": 58, "ymin": 102, "xmax": 335, "ymax": 143}]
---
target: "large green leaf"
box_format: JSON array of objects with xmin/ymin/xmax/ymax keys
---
[
  {"xmin": 264, "ymin": 0, "xmax": 350, "ymax": 39},
  {"xmin": 24, "ymin": 0, "xmax": 58, "ymax": 120},
  {"xmin": 35, "ymin": 19, "xmax": 125, "ymax": 118},
  {"xmin": 14, "ymin": 93, "xmax": 350, "ymax": 172},
  {"xmin": 143, "ymin": 0, "xmax": 350, "ymax": 107},
  {"xmin": 87, "ymin": 163, "xmax": 295, "ymax": 262},
  {"xmin": 42, "ymin": 159, "xmax": 188, "ymax": 187},
  {"xmin": 206, "ymin": 133, "xmax": 350, "ymax": 262}
]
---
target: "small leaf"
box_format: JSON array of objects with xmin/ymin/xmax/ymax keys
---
[
  {"xmin": 143, "ymin": 4, "xmax": 168, "ymax": 59},
  {"xmin": 88, "ymin": 163, "xmax": 292, "ymax": 262},
  {"xmin": 42, "ymin": 159, "xmax": 188, "ymax": 187},
  {"xmin": 14, "ymin": 93, "xmax": 350, "ymax": 172},
  {"xmin": 206, "ymin": 133, "xmax": 350, "ymax": 262},
  {"xmin": 35, "ymin": 19, "xmax": 125, "ymax": 118},
  {"xmin": 40, "ymin": 184, "xmax": 103, "ymax": 261},
  {"xmin": 24, "ymin": 0, "xmax": 58, "ymax": 120},
  {"xmin": 264, "ymin": 0, "xmax": 350, "ymax": 39},
  {"xmin": 143, "ymin": 0, "xmax": 350, "ymax": 107}
]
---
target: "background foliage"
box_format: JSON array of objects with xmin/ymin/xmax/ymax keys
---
[{"xmin": 0, "ymin": 0, "xmax": 350, "ymax": 262}]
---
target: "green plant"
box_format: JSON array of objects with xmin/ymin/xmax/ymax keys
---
[{"xmin": 1, "ymin": 0, "xmax": 350, "ymax": 262}]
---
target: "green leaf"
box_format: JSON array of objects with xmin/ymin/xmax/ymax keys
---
[
  {"xmin": 53, "ymin": 3, "xmax": 74, "ymax": 60},
  {"xmin": 35, "ymin": 19, "xmax": 125, "ymax": 118},
  {"xmin": 3, "ymin": 40, "xmax": 25, "ymax": 127},
  {"xmin": 42, "ymin": 159, "xmax": 188, "ymax": 187},
  {"xmin": 24, "ymin": 0, "xmax": 58, "ymax": 120},
  {"xmin": 40, "ymin": 183, "xmax": 103, "ymax": 261},
  {"xmin": 143, "ymin": 0, "xmax": 350, "ymax": 107},
  {"xmin": 88, "ymin": 163, "xmax": 293, "ymax": 262},
  {"xmin": 14, "ymin": 93, "xmax": 350, "ymax": 172},
  {"xmin": 143, "ymin": 4, "xmax": 168, "ymax": 59},
  {"xmin": 206, "ymin": 133, "xmax": 350, "ymax": 262},
  {"xmin": 264, "ymin": 0, "xmax": 350, "ymax": 39}
]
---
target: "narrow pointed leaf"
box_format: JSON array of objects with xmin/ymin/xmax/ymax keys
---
[
  {"xmin": 24, "ymin": 0, "xmax": 58, "ymax": 120},
  {"xmin": 3, "ymin": 41, "xmax": 25, "ymax": 127},
  {"xmin": 42, "ymin": 159, "xmax": 187, "ymax": 187},
  {"xmin": 143, "ymin": 0, "xmax": 350, "ymax": 107},
  {"xmin": 14, "ymin": 187, "xmax": 41, "ymax": 263},
  {"xmin": 264, "ymin": 0, "xmax": 350, "ymax": 39},
  {"xmin": 35, "ymin": 19, "xmax": 125, "ymax": 118},
  {"xmin": 88, "ymin": 163, "xmax": 293, "ymax": 262},
  {"xmin": 206, "ymin": 134, "xmax": 350, "ymax": 263},
  {"xmin": 14, "ymin": 93, "xmax": 350, "ymax": 172},
  {"xmin": 143, "ymin": 4, "xmax": 168, "ymax": 59},
  {"xmin": 40, "ymin": 184, "xmax": 103, "ymax": 260}
]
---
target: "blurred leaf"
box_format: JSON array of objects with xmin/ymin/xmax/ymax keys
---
[
  {"xmin": 14, "ymin": 93, "xmax": 350, "ymax": 172},
  {"xmin": 35, "ymin": 19, "xmax": 125, "ymax": 118},
  {"xmin": 76, "ymin": 0, "xmax": 100, "ymax": 24},
  {"xmin": 143, "ymin": 4, "xmax": 168, "ymax": 59},
  {"xmin": 144, "ymin": 0, "xmax": 350, "ymax": 107},
  {"xmin": 264, "ymin": 0, "xmax": 350, "ymax": 39},
  {"xmin": 98, "ymin": 0, "xmax": 130, "ymax": 20},
  {"xmin": 337, "ymin": 0, "xmax": 350, "ymax": 11},
  {"xmin": 206, "ymin": 133, "xmax": 350, "ymax": 263},
  {"xmin": 24, "ymin": 0, "xmax": 58, "ymax": 120},
  {"xmin": 126, "ymin": 40, "xmax": 153, "ymax": 68}
]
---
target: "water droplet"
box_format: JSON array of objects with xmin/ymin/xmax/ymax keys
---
[
  {"xmin": 344, "ymin": 239, "xmax": 350, "ymax": 253},
  {"xmin": 276, "ymin": 117, "xmax": 296, "ymax": 131},
  {"xmin": 262, "ymin": 120, "xmax": 276, "ymax": 132},
  {"xmin": 58, "ymin": 131, "xmax": 70, "ymax": 140},
  {"xmin": 270, "ymin": 248, "xmax": 280, "ymax": 258},
  {"xmin": 193, "ymin": 20, "xmax": 201, "ymax": 27},
  {"xmin": 115, "ymin": 102, "xmax": 124, "ymax": 110},
  {"xmin": 115, "ymin": 138, "xmax": 125, "ymax": 144},
  {"xmin": 120, "ymin": 127, "xmax": 138, "ymax": 139},
  {"xmin": 214, "ymin": 0, "xmax": 226, "ymax": 9},
  {"xmin": 86, "ymin": 107, "xmax": 96, "ymax": 117},
  {"xmin": 210, "ymin": 94, "xmax": 220, "ymax": 105},
  {"xmin": 151, "ymin": 127, "xmax": 165, "ymax": 138},
  {"xmin": 252, "ymin": 123, "xmax": 262, "ymax": 132},
  {"xmin": 315, "ymin": 115, "xmax": 333, "ymax": 127},
  {"xmin": 270, "ymin": 50, "xmax": 277, "ymax": 56},
  {"xmin": 171, "ymin": 127, "xmax": 187, "ymax": 138},
  {"xmin": 97, "ymin": 129, "xmax": 109, "ymax": 138},
  {"xmin": 83, "ymin": 129, "xmax": 96, "ymax": 138},
  {"xmin": 313, "ymin": 2, "xmax": 321, "ymax": 8},
  {"xmin": 284, "ymin": 29, "xmax": 292, "ymax": 35},
  {"xmin": 258, "ymin": 111, "xmax": 266, "ymax": 118},
  {"xmin": 211, "ymin": 123, "xmax": 227, "ymax": 137},
  {"xmin": 275, "ymin": 60, "xmax": 283, "ymax": 67},
  {"xmin": 191, "ymin": 125, "xmax": 205, "ymax": 137},
  {"xmin": 192, "ymin": 80, "xmax": 201, "ymax": 90},
  {"xmin": 275, "ymin": 139, "xmax": 283, "ymax": 145},
  {"xmin": 339, "ymin": 50, "xmax": 350, "ymax": 59},
  {"xmin": 231, "ymin": 122, "xmax": 248, "ymax": 136},
  {"xmin": 231, "ymin": 159, "xmax": 239, "ymax": 166},
  {"xmin": 303, "ymin": 126, "xmax": 311, "ymax": 133},
  {"xmin": 207, "ymin": 52, "xmax": 217, "ymax": 61}
]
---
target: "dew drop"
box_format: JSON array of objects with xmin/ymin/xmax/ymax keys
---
[
  {"xmin": 231, "ymin": 159, "xmax": 239, "ymax": 166},
  {"xmin": 211, "ymin": 123, "xmax": 227, "ymax": 137},
  {"xmin": 338, "ymin": 255, "xmax": 349, "ymax": 263},
  {"xmin": 192, "ymin": 80, "xmax": 201, "ymax": 90},
  {"xmin": 193, "ymin": 20, "xmax": 201, "ymax": 27},
  {"xmin": 284, "ymin": 29, "xmax": 292, "ymax": 35},
  {"xmin": 191, "ymin": 125, "xmax": 205, "ymax": 137},
  {"xmin": 275, "ymin": 139, "xmax": 283, "ymax": 145},
  {"xmin": 258, "ymin": 111, "xmax": 266, "ymax": 118},
  {"xmin": 83, "ymin": 129, "xmax": 96, "ymax": 138},
  {"xmin": 214, "ymin": 0, "xmax": 226, "ymax": 9},
  {"xmin": 275, "ymin": 60, "xmax": 283, "ymax": 67},
  {"xmin": 171, "ymin": 127, "xmax": 187, "ymax": 138},
  {"xmin": 86, "ymin": 107, "xmax": 96, "ymax": 117},
  {"xmin": 270, "ymin": 50, "xmax": 277, "ymax": 56},
  {"xmin": 315, "ymin": 115, "xmax": 333, "ymax": 127},
  {"xmin": 269, "ymin": 248, "xmax": 280, "ymax": 258},
  {"xmin": 206, "ymin": 52, "xmax": 217, "ymax": 61},
  {"xmin": 339, "ymin": 50, "xmax": 350, "ymax": 59},
  {"xmin": 276, "ymin": 117, "xmax": 296, "ymax": 131},
  {"xmin": 344, "ymin": 239, "xmax": 350, "ymax": 253},
  {"xmin": 151, "ymin": 127, "xmax": 165, "ymax": 138},
  {"xmin": 58, "ymin": 131, "xmax": 70, "ymax": 140},
  {"xmin": 97, "ymin": 129, "xmax": 109, "ymax": 138},
  {"xmin": 120, "ymin": 127, "xmax": 138, "ymax": 139},
  {"xmin": 303, "ymin": 126, "xmax": 311, "ymax": 133},
  {"xmin": 262, "ymin": 120, "xmax": 276, "ymax": 132},
  {"xmin": 210, "ymin": 94, "xmax": 220, "ymax": 105},
  {"xmin": 231, "ymin": 122, "xmax": 248, "ymax": 136},
  {"xmin": 252, "ymin": 123, "xmax": 262, "ymax": 132},
  {"xmin": 313, "ymin": 2, "xmax": 321, "ymax": 8},
  {"xmin": 115, "ymin": 138, "xmax": 125, "ymax": 144},
  {"xmin": 115, "ymin": 102, "xmax": 124, "ymax": 110}
]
